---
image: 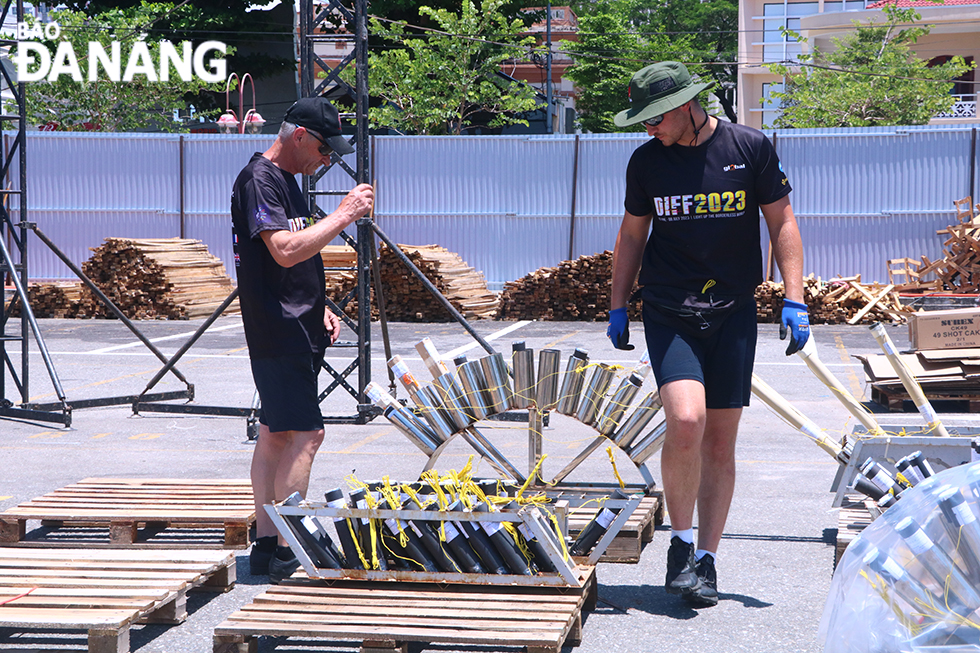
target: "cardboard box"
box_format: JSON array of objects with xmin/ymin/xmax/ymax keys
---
[{"xmin": 908, "ymin": 308, "xmax": 980, "ymax": 350}]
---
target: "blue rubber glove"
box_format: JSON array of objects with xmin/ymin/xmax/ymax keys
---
[
  {"xmin": 779, "ymin": 299, "xmax": 810, "ymax": 355},
  {"xmin": 607, "ymin": 307, "xmax": 634, "ymax": 350}
]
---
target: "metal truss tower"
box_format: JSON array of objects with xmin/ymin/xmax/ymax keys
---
[{"xmin": 299, "ymin": 0, "xmax": 376, "ymax": 423}]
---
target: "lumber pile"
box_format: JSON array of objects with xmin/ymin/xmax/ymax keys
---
[
  {"xmin": 321, "ymin": 245, "xmax": 358, "ymax": 271},
  {"xmin": 77, "ymin": 237, "xmax": 239, "ymax": 320},
  {"xmin": 321, "ymin": 245, "xmax": 364, "ymax": 320},
  {"xmin": 6, "ymin": 282, "xmax": 85, "ymax": 318},
  {"xmin": 756, "ymin": 274, "xmax": 912, "ymax": 325},
  {"xmin": 321, "ymin": 244, "xmax": 498, "ymax": 322},
  {"xmin": 886, "ymin": 196, "xmax": 980, "ymax": 292},
  {"xmin": 325, "ymin": 270, "xmax": 372, "ymax": 321},
  {"xmin": 377, "ymin": 244, "xmax": 498, "ymax": 321},
  {"xmin": 498, "ymin": 251, "xmax": 640, "ymax": 321}
]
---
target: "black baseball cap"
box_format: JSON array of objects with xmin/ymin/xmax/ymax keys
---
[{"xmin": 283, "ymin": 96, "xmax": 354, "ymax": 155}]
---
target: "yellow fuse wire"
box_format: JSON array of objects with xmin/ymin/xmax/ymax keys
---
[{"xmin": 606, "ymin": 446, "xmax": 626, "ymax": 489}]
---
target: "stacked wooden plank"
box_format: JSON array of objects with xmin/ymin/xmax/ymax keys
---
[
  {"xmin": 836, "ymin": 495, "xmax": 879, "ymax": 567},
  {"xmin": 320, "ymin": 245, "xmax": 363, "ymax": 320},
  {"xmin": 6, "ymin": 281, "xmax": 85, "ymax": 318},
  {"xmin": 76, "ymin": 238, "xmax": 239, "ymax": 320},
  {"xmin": 0, "ymin": 478, "xmax": 256, "ymax": 547},
  {"xmin": 0, "ymin": 548, "xmax": 235, "ymax": 653},
  {"xmin": 321, "ymin": 244, "xmax": 498, "ymax": 322},
  {"xmin": 320, "ymin": 245, "xmax": 357, "ymax": 271},
  {"xmin": 756, "ymin": 274, "xmax": 911, "ymax": 325},
  {"xmin": 498, "ymin": 251, "xmax": 640, "ymax": 321},
  {"xmin": 377, "ymin": 244, "xmax": 499, "ymax": 321},
  {"xmin": 214, "ymin": 570, "xmax": 596, "ymax": 653},
  {"xmin": 886, "ymin": 196, "xmax": 980, "ymax": 292}
]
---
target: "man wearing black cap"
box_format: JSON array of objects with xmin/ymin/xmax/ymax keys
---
[
  {"xmin": 606, "ymin": 62, "xmax": 809, "ymax": 607},
  {"xmin": 231, "ymin": 96, "xmax": 373, "ymax": 582}
]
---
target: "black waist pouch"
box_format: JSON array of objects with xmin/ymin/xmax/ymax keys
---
[{"xmin": 641, "ymin": 286, "xmax": 749, "ymax": 338}]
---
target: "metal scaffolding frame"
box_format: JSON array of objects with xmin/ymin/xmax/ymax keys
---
[
  {"xmin": 1, "ymin": 0, "xmax": 503, "ymax": 434},
  {"xmin": 299, "ymin": 0, "xmax": 377, "ymax": 423},
  {"xmin": 0, "ymin": 0, "xmax": 72, "ymax": 426}
]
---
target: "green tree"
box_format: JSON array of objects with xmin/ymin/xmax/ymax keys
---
[
  {"xmin": 563, "ymin": 0, "xmax": 706, "ymax": 133},
  {"xmin": 11, "ymin": 2, "xmax": 230, "ymax": 131},
  {"xmin": 765, "ymin": 5, "xmax": 973, "ymax": 128},
  {"xmin": 638, "ymin": 0, "xmax": 739, "ymax": 122},
  {"xmin": 62, "ymin": 0, "xmax": 293, "ymax": 83},
  {"xmin": 363, "ymin": 0, "xmax": 539, "ymax": 134},
  {"xmin": 368, "ymin": 0, "xmax": 544, "ymax": 31}
]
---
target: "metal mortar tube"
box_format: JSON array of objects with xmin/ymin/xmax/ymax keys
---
[
  {"xmin": 536, "ymin": 349, "xmax": 561, "ymax": 410},
  {"xmin": 575, "ymin": 363, "xmax": 616, "ymax": 426},
  {"xmin": 511, "ymin": 342, "xmax": 536, "ymax": 410},
  {"xmin": 860, "ymin": 543, "xmax": 942, "ymax": 618},
  {"xmin": 597, "ymin": 372, "xmax": 643, "ymax": 435},
  {"xmin": 420, "ymin": 386, "xmax": 458, "ymax": 436},
  {"xmin": 613, "ymin": 391, "xmax": 663, "ymax": 448},
  {"xmin": 480, "ymin": 353, "xmax": 514, "ymax": 415},
  {"xmin": 937, "ymin": 487, "xmax": 980, "ymax": 581},
  {"xmin": 455, "ymin": 357, "xmax": 491, "ymax": 421},
  {"xmin": 895, "ymin": 515, "xmax": 980, "ymax": 610},
  {"xmin": 628, "ymin": 421, "xmax": 668, "ymax": 464},
  {"xmin": 556, "ymin": 348, "xmax": 589, "ymax": 415},
  {"xmin": 384, "ymin": 405, "xmax": 439, "ymax": 455},
  {"xmin": 413, "ymin": 387, "xmax": 455, "ymax": 441},
  {"xmin": 432, "ymin": 373, "xmax": 474, "ymax": 430}
]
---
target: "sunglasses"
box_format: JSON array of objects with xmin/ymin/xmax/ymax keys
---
[
  {"xmin": 305, "ymin": 128, "xmax": 334, "ymax": 158},
  {"xmin": 642, "ymin": 114, "xmax": 666, "ymax": 128}
]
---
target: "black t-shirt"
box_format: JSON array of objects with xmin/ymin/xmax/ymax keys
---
[
  {"xmin": 231, "ymin": 153, "xmax": 326, "ymax": 359},
  {"xmin": 624, "ymin": 120, "xmax": 792, "ymax": 297}
]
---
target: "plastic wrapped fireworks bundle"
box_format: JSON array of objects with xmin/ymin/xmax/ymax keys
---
[{"xmin": 820, "ymin": 461, "xmax": 980, "ymax": 653}]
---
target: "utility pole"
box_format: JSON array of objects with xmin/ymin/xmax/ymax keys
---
[{"xmin": 545, "ymin": 1, "xmax": 553, "ymax": 134}]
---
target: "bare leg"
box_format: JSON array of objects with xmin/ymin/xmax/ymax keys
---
[
  {"xmin": 696, "ymin": 408, "xmax": 742, "ymax": 554},
  {"xmin": 251, "ymin": 425, "xmax": 325, "ymax": 543},
  {"xmin": 251, "ymin": 424, "xmax": 288, "ymax": 540},
  {"xmin": 659, "ymin": 379, "xmax": 707, "ymax": 532},
  {"xmin": 274, "ymin": 429, "xmax": 325, "ymax": 507}
]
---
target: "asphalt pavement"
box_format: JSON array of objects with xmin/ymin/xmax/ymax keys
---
[{"xmin": 1, "ymin": 316, "xmax": 974, "ymax": 653}]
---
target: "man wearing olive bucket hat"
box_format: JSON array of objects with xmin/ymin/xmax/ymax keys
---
[{"xmin": 607, "ymin": 61, "xmax": 809, "ymax": 607}]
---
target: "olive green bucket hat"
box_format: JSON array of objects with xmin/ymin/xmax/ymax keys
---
[{"xmin": 613, "ymin": 61, "xmax": 714, "ymax": 127}]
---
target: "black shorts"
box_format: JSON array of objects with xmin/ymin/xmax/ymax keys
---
[
  {"xmin": 642, "ymin": 294, "xmax": 757, "ymax": 409},
  {"xmin": 250, "ymin": 352, "xmax": 323, "ymax": 433}
]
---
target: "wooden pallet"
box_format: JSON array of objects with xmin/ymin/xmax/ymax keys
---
[
  {"xmin": 836, "ymin": 495, "xmax": 879, "ymax": 567},
  {"xmin": 214, "ymin": 566, "xmax": 596, "ymax": 653},
  {"xmin": 870, "ymin": 384, "xmax": 980, "ymax": 413},
  {"xmin": 0, "ymin": 548, "xmax": 236, "ymax": 653},
  {"xmin": 0, "ymin": 478, "xmax": 255, "ymax": 548},
  {"xmin": 567, "ymin": 495, "xmax": 663, "ymax": 563}
]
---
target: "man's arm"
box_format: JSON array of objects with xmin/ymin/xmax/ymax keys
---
[
  {"xmin": 761, "ymin": 195, "xmax": 804, "ymax": 303},
  {"xmin": 611, "ymin": 210, "xmax": 652, "ymax": 310},
  {"xmin": 261, "ymin": 183, "xmax": 374, "ymax": 268}
]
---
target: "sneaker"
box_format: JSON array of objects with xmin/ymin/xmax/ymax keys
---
[
  {"xmin": 249, "ymin": 536, "xmax": 277, "ymax": 575},
  {"xmin": 684, "ymin": 554, "xmax": 719, "ymax": 607},
  {"xmin": 665, "ymin": 536, "xmax": 700, "ymax": 595},
  {"xmin": 268, "ymin": 547, "xmax": 301, "ymax": 584}
]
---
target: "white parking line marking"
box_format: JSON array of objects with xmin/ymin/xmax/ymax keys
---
[
  {"xmin": 85, "ymin": 321, "xmax": 244, "ymax": 354},
  {"xmin": 443, "ymin": 321, "xmax": 532, "ymax": 359}
]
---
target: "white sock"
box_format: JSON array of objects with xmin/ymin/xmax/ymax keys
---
[
  {"xmin": 672, "ymin": 528, "xmax": 694, "ymax": 544},
  {"xmin": 696, "ymin": 549, "xmax": 716, "ymax": 563}
]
